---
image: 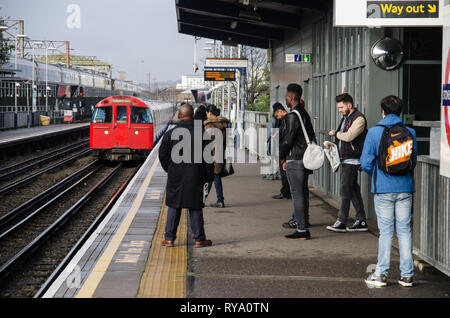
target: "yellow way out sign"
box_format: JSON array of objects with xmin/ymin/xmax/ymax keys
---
[{"xmin": 367, "ymin": 0, "xmax": 439, "ymax": 18}]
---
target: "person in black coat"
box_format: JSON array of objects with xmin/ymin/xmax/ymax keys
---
[
  {"xmin": 279, "ymin": 84, "xmax": 317, "ymax": 240},
  {"xmin": 158, "ymin": 104, "xmax": 214, "ymax": 248}
]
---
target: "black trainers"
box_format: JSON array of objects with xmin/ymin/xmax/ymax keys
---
[
  {"xmin": 326, "ymin": 220, "xmax": 347, "ymax": 233},
  {"xmin": 365, "ymin": 272, "xmax": 388, "ymax": 287},
  {"xmin": 347, "ymin": 220, "xmax": 369, "ymax": 232},
  {"xmin": 282, "ymin": 218, "xmax": 297, "ymax": 229},
  {"xmin": 285, "ymin": 230, "xmax": 311, "ymax": 240},
  {"xmin": 398, "ymin": 276, "xmax": 414, "ymax": 287}
]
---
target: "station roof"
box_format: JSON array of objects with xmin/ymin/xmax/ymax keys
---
[{"xmin": 175, "ymin": 0, "xmax": 330, "ymax": 49}]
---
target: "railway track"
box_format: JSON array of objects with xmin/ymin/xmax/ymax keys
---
[
  {"xmin": 0, "ymin": 161, "xmax": 141, "ymax": 298},
  {"xmin": 0, "ymin": 139, "xmax": 90, "ymax": 182},
  {"xmin": 0, "ymin": 148, "xmax": 92, "ymax": 197}
]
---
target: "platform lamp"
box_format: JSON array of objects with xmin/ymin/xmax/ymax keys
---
[
  {"xmin": 45, "ymin": 47, "xmax": 57, "ymax": 115},
  {"xmin": 13, "ymin": 34, "xmax": 28, "ymax": 128},
  {"xmin": 30, "ymin": 41, "xmax": 44, "ymax": 128}
]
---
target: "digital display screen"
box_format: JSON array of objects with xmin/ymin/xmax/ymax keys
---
[{"xmin": 204, "ymin": 70, "xmax": 236, "ymax": 81}]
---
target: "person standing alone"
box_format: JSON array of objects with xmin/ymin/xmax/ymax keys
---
[
  {"xmin": 279, "ymin": 84, "xmax": 316, "ymax": 240},
  {"xmin": 326, "ymin": 93, "xmax": 368, "ymax": 233},
  {"xmin": 159, "ymin": 104, "xmax": 214, "ymax": 248},
  {"xmin": 361, "ymin": 95, "xmax": 417, "ymax": 287}
]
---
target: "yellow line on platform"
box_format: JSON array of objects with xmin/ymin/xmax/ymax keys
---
[
  {"xmin": 75, "ymin": 157, "xmax": 160, "ymax": 298},
  {"xmin": 137, "ymin": 196, "xmax": 187, "ymax": 298}
]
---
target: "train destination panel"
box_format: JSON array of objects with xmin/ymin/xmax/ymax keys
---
[{"xmin": 204, "ymin": 70, "xmax": 236, "ymax": 81}]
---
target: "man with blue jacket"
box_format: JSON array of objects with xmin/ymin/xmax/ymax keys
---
[{"xmin": 360, "ymin": 95, "xmax": 417, "ymax": 288}]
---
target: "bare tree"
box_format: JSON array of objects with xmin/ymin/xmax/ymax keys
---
[
  {"xmin": 242, "ymin": 46, "xmax": 269, "ymax": 112},
  {"xmin": 0, "ymin": 14, "xmax": 13, "ymax": 66}
]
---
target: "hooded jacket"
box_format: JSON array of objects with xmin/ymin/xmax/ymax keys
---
[
  {"xmin": 360, "ymin": 114, "xmax": 417, "ymax": 194},
  {"xmin": 204, "ymin": 116, "xmax": 229, "ymax": 174}
]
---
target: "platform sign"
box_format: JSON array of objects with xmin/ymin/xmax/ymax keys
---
[
  {"xmin": 285, "ymin": 53, "xmax": 311, "ymax": 63},
  {"xmin": 367, "ymin": 1, "xmax": 439, "ymax": 18},
  {"xmin": 64, "ymin": 110, "xmax": 73, "ymax": 122},
  {"xmin": 440, "ymin": 2, "xmax": 450, "ymax": 177},
  {"xmin": 205, "ymin": 58, "xmax": 248, "ymax": 68},
  {"xmin": 334, "ymin": 0, "xmax": 444, "ymax": 26},
  {"xmin": 204, "ymin": 70, "xmax": 236, "ymax": 81}
]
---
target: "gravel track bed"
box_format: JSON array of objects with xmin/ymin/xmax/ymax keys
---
[
  {"xmin": 0, "ymin": 146, "xmax": 91, "ymax": 190},
  {"xmin": 0, "ymin": 138, "xmax": 89, "ymax": 171},
  {"xmin": 0, "ymin": 164, "xmax": 139, "ymax": 298},
  {"xmin": 0, "ymin": 155, "xmax": 98, "ymax": 217}
]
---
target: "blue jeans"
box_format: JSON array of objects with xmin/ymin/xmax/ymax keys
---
[
  {"xmin": 374, "ymin": 192, "xmax": 414, "ymax": 278},
  {"xmin": 208, "ymin": 174, "xmax": 224, "ymax": 203}
]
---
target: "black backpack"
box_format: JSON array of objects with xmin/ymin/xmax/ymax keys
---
[{"xmin": 377, "ymin": 124, "xmax": 414, "ymax": 175}]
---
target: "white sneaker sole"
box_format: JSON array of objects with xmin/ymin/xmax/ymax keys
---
[
  {"xmin": 365, "ymin": 279, "xmax": 387, "ymax": 287},
  {"xmin": 346, "ymin": 227, "xmax": 369, "ymax": 232},
  {"xmin": 326, "ymin": 226, "xmax": 346, "ymax": 233},
  {"xmin": 398, "ymin": 280, "xmax": 414, "ymax": 287}
]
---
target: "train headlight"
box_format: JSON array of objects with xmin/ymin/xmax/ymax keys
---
[
  {"xmin": 104, "ymin": 131, "xmax": 109, "ymax": 135},
  {"xmin": 135, "ymin": 131, "xmax": 139, "ymax": 135}
]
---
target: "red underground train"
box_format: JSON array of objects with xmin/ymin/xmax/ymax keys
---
[{"xmin": 90, "ymin": 95, "xmax": 175, "ymax": 161}]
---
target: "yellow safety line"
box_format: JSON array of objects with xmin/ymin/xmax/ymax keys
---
[
  {"xmin": 137, "ymin": 196, "xmax": 187, "ymax": 298},
  {"xmin": 75, "ymin": 157, "xmax": 160, "ymax": 298}
]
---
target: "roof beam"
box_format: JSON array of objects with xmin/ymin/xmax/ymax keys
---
[
  {"xmin": 178, "ymin": 24, "xmax": 271, "ymax": 49},
  {"xmin": 262, "ymin": 0, "xmax": 329, "ymax": 12},
  {"xmin": 176, "ymin": 0, "xmax": 301, "ymax": 30},
  {"xmin": 178, "ymin": 11, "xmax": 284, "ymax": 41}
]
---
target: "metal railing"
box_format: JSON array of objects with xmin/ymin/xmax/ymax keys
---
[{"xmin": 413, "ymin": 155, "xmax": 450, "ymax": 277}]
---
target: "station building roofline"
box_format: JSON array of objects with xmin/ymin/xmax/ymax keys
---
[{"xmin": 175, "ymin": 0, "xmax": 331, "ymax": 49}]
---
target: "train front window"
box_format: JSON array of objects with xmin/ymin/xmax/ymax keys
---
[
  {"xmin": 131, "ymin": 107, "xmax": 152, "ymax": 124},
  {"xmin": 92, "ymin": 106, "xmax": 112, "ymax": 123},
  {"xmin": 116, "ymin": 106, "xmax": 128, "ymax": 124}
]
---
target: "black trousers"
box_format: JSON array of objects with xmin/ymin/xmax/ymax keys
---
[
  {"xmin": 280, "ymin": 161, "xmax": 291, "ymax": 197},
  {"xmin": 286, "ymin": 160, "xmax": 310, "ymax": 231},
  {"xmin": 338, "ymin": 164, "xmax": 366, "ymax": 224},
  {"xmin": 165, "ymin": 206, "xmax": 206, "ymax": 242}
]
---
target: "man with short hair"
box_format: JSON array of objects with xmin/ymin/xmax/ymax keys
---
[
  {"xmin": 326, "ymin": 93, "xmax": 368, "ymax": 233},
  {"xmin": 159, "ymin": 104, "xmax": 214, "ymax": 248},
  {"xmin": 361, "ymin": 95, "xmax": 417, "ymax": 288},
  {"xmin": 279, "ymin": 83, "xmax": 316, "ymax": 240},
  {"xmin": 271, "ymin": 103, "xmax": 291, "ymax": 198}
]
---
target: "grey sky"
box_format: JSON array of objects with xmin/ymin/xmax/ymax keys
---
[{"xmin": 1, "ymin": 0, "xmax": 211, "ymax": 84}]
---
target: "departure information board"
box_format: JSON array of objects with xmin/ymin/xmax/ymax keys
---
[{"xmin": 204, "ymin": 70, "xmax": 236, "ymax": 81}]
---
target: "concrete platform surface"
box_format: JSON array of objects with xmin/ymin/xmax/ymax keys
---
[
  {"xmin": 191, "ymin": 162, "xmax": 450, "ymax": 298},
  {"xmin": 0, "ymin": 122, "xmax": 89, "ymax": 147}
]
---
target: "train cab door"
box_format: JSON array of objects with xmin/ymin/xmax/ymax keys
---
[
  {"xmin": 90, "ymin": 105, "xmax": 114, "ymax": 149},
  {"xmin": 129, "ymin": 106, "xmax": 154, "ymax": 150},
  {"xmin": 113, "ymin": 105, "xmax": 129, "ymax": 149}
]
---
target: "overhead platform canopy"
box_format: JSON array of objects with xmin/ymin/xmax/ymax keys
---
[{"xmin": 175, "ymin": 0, "xmax": 330, "ymax": 49}]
